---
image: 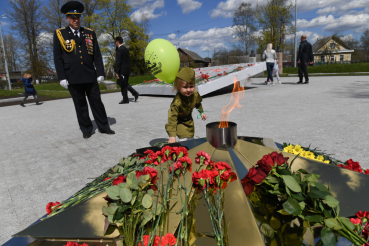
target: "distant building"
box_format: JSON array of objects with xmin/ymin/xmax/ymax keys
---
[
  {"xmin": 177, "ymin": 48, "xmax": 210, "ymax": 68},
  {"xmin": 312, "ymin": 36, "xmax": 354, "ymax": 63}
]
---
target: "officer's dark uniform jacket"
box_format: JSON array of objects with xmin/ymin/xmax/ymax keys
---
[
  {"xmin": 115, "ymin": 45, "xmax": 130, "ymax": 76},
  {"xmin": 53, "ymin": 26, "xmax": 105, "ymax": 84}
]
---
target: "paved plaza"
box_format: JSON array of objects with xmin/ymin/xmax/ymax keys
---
[{"xmin": 1, "ymin": 76, "xmax": 369, "ymax": 244}]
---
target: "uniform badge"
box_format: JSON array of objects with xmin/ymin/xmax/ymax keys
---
[{"xmin": 66, "ymin": 40, "xmax": 70, "ymax": 44}]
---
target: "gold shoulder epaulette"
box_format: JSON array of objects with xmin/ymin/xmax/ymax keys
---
[
  {"xmin": 57, "ymin": 27, "xmax": 65, "ymax": 30},
  {"xmin": 84, "ymin": 27, "xmax": 93, "ymax": 31}
]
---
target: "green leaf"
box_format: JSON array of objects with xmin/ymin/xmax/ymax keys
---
[
  {"xmin": 147, "ymin": 189, "xmax": 154, "ymax": 195},
  {"xmin": 277, "ymin": 209, "xmax": 291, "ymax": 215},
  {"xmin": 105, "ymin": 186, "xmax": 120, "ymax": 200},
  {"xmin": 297, "ymin": 169, "xmax": 309, "ymax": 174},
  {"xmin": 143, "ymin": 210, "xmax": 153, "ymax": 221},
  {"xmin": 324, "ymin": 218, "xmax": 342, "ymax": 230},
  {"xmin": 277, "ymin": 167, "xmax": 290, "ymax": 175},
  {"xmin": 129, "ymin": 157, "xmax": 138, "ymax": 167},
  {"xmin": 270, "ymin": 217, "xmax": 281, "ymax": 229},
  {"xmin": 340, "ymin": 217, "xmax": 355, "ymax": 231},
  {"xmin": 303, "ymin": 173, "xmax": 320, "ymax": 182},
  {"xmin": 311, "ymin": 181, "xmax": 330, "ymax": 192},
  {"xmin": 282, "ymin": 197, "xmax": 301, "ymax": 216},
  {"xmin": 305, "ymin": 215, "xmax": 323, "ymax": 222},
  {"xmin": 266, "ymin": 176, "xmax": 280, "ymax": 184},
  {"xmin": 321, "ymin": 227, "xmax": 336, "ymax": 246},
  {"xmin": 285, "ymin": 185, "xmax": 291, "ymax": 196},
  {"xmin": 120, "ymin": 187, "xmax": 133, "ymax": 203},
  {"xmin": 291, "ymin": 193, "xmax": 305, "ymax": 201},
  {"xmin": 138, "ymin": 174, "xmax": 150, "ymax": 187},
  {"xmin": 108, "ymin": 214, "xmax": 114, "ymax": 223},
  {"xmin": 260, "ymin": 223, "xmax": 275, "ymax": 239},
  {"xmin": 324, "ymin": 209, "xmax": 333, "ymax": 218},
  {"xmin": 118, "ymin": 182, "xmax": 130, "ymax": 189},
  {"xmin": 127, "ymin": 172, "xmax": 138, "ymax": 190},
  {"xmin": 282, "ymin": 175, "xmax": 302, "ymax": 193},
  {"xmin": 309, "ymin": 190, "xmax": 331, "ymax": 199},
  {"xmin": 325, "ymin": 195, "xmax": 339, "ymax": 208},
  {"xmin": 142, "ymin": 194, "xmax": 153, "ymax": 209},
  {"xmin": 131, "ymin": 196, "xmax": 137, "ymax": 206},
  {"xmin": 299, "ymin": 201, "xmax": 306, "ymax": 210}
]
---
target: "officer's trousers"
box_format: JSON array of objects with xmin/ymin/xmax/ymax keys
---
[{"xmin": 68, "ymin": 82, "xmax": 110, "ymax": 133}]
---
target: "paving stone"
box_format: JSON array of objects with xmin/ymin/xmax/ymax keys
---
[{"xmin": 1, "ymin": 76, "xmax": 369, "ymax": 244}]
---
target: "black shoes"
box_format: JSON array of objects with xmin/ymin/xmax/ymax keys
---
[
  {"xmin": 83, "ymin": 132, "xmax": 92, "ymax": 139},
  {"xmin": 303, "ymin": 81, "xmax": 309, "ymax": 84},
  {"xmin": 134, "ymin": 93, "xmax": 139, "ymax": 102},
  {"xmin": 36, "ymin": 102, "xmax": 42, "ymax": 105},
  {"xmin": 100, "ymin": 129, "xmax": 115, "ymax": 134},
  {"xmin": 296, "ymin": 81, "xmax": 303, "ymax": 84},
  {"xmin": 20, "ymin": 103, "xmax": 25, "ymax": 107},
  {"xmin": 119, "ymin": 100, "xmax": 129, "ymax": 104}
]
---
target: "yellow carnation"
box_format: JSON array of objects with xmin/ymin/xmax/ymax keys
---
[{"xmin": 315, "ymin": 155, "xmax": 325, "ymax": 162}]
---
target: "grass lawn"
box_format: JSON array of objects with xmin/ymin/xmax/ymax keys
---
[
  {"xmin": 0, "ymin": 74, "xmax": 156, "ymax": 98},
  {"xmin": 283, "ymin": 63, "xmax": 369, "ymax": 74}
]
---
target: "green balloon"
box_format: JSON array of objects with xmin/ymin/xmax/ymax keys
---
[{"xmin": 145, "ymin": 39, "xmax": 180, "ymax": 83}]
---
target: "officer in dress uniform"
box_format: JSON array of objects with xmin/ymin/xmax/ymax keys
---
[{"xmin": 53, "ymin": 1, "xmax": 115, "ymax": 139}]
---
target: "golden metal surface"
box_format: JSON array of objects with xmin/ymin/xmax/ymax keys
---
[
  {"xmin": 235, "ymin": 139, "xmax": 369, "ymax": 217},
  {"xmin": 194, "ymin": 144, "xmax": 265, "ymax": 246},
  {"xmin": 13, "ymin": 191, "xmax": 119, "ymax": 239}
]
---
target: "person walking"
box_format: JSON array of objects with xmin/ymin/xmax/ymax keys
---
[
  {"xmin": 114, "ymin": 37, "xmax": 139, "ymax": 104},
  {"xmin": 296, "ymin": 35, "xmax": 314, "ymax": 84},
  {"xmin": 20, "ymin": 73, "xmax": 42, "ymax": 107},
  {"xmin": 263, "ymin": 43, "xmax": 277, "ymax": 86},
  {"xmin": 53, "ymin": 1, "xmax": 115, "ymax": 139}
]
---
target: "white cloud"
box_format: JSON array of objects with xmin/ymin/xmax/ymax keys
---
[
  {"xmin": 177, "ymin": 0, "xmax": 202, "ymax": 13},
  {"xmin": 0, "ymin": 21, "xmax": 8, "ymax": 26},
  {"xmin": 128, "ymin": 0, "xmax": 155, "ymax": 9},
  {"xmin": 130, "ymin": 0, "xmax": 165, "ymax": 22},
  {"xmin": 341, "ymin": 34, "xmax": 353, "ymax": 41},
  {"xmin": 37, "ymin": 32, "xmax": 53, "ymax": 45},
  {"xmin": 297, "ymin": 15, "xmax": 336, "ymax": 29},
  {"xmin": 168, "ymin": 33, "xmax": 176, "ymax": 39},
  {"xmin": 209, "ymin": 0, "xmax": 249, "ymax": 18},
  {"xmin": 316, "ymin": 0, "xmax": 369, "ymax": 15},
  {"xmin": 286, "ymin": 31, "xmax": 322, "ymax": 44},
  {"xmin": 148, "ymin": 31, "xmax": 154, "ymax": 39}
]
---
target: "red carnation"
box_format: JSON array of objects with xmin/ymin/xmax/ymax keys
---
[
  {"xmin": 355, "ymin": 211, "xmax": 369, "ymax": 219},
  {"xmin": 365, "ymin": 169, "xmax": 369, "ymax": 175},
  {"xmin": 164, "ymin": 233, "xmax": 177, "ymax": 246},
  {"xmin": 104, "ymin": 177, "xmax": 111, "ymax": 181},
  {"xmin": 178, "ymin": 156, "xmax": 192, "ymax": 172},
  {"xmin": 214, "ymin": 162, "xmax": 231, "ymax": 172},
  {"xmin": 350, "ymin": 218, "xmax": 362, "ymax": 225},
  {"xmin": 192, "ymin": 171, "xmax": 207, "ymax": 190},
  {"xmin": 195, "ymin": 150, "xmax": 211, "ymax": 165},
  {"xmin": 136, "ymin": 167, "xmax": 158, "ymax": 185},
  {"xmin": 46, "ymin": 201, "xmax": 60, "ymax": 215},
  {"xmin": 144, "ymin": 149, "xmax": 154, "ymax": 156},
  {"xmin": 112, "ymin": 175, "xmax": 126, "ymax": 186},
  {"xmin": 161, "ymin": 146, "xmax": 173, "ymax": 158}
]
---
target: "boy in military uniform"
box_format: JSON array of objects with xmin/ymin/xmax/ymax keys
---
[
  {"xmin": 53, "ymin": 1, "xmax": 115, "ymax": 139},
  {"xmin": 165, "ymin": 67, "xmax": 207, "ymax": 143}
]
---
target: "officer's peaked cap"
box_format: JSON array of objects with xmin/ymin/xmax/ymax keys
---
[{"xmin": 61, "ymin": 1, "xmax": 84, "ymax": 16}]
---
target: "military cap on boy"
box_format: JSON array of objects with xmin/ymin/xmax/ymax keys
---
[
  {"xmin": 61, "ymin": 1, "xmax": 84, "ymax": 17},
  {"xmin": 176, "ymin": 67, "xmax": 195, "ymax": 84}
]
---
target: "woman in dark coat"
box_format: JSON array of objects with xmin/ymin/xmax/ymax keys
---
[{"xmin": 20, "ymin": 73, "xmax": 42, "ymax": 107}]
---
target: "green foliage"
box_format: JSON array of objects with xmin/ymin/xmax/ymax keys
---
[
  {"xmin": 255, "ymin": 0, "xmax": 295, "ymax": 53},
  {"xmin": 247, "ymin": 155, "xmax": 365, "ymax": 246}
]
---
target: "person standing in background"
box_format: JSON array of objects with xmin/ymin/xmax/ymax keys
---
[
  {"xmin": 114, "ymin": 37, "xmax": 139, "ymax": 104},
  {"xmin": 20, "ymin": 73, "xmax": 42, "ymax": 107},
  {"xmin": 296, "ymin": 35, "xmax": 314, "ymax": 84},
  {"xmin": 263, "ymin": 43, "xmax": 277, "ymax": 86}
]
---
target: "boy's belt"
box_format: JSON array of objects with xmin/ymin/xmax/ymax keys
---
[{"xmin": 178, "ymin": 114, "xmax": 193, "ymax": 122}]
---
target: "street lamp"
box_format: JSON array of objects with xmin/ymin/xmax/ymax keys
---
[
  {"xmin": 0, "ymin": 14, "xmax": 11, "ymax": 90},
  {"xmin": 294, "ymin": 0, "xmax": 297, "ymax": 68}
]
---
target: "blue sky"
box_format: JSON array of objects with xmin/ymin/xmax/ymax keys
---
[{"xmin": 1, "ymin": 0, "xmax": 369, "ymax": 58}]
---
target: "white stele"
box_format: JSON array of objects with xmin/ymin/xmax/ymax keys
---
[{"xmin": 132, "ymin": 62, "xmax": 267, "ymax": 96}]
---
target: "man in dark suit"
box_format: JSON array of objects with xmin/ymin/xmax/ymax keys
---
[
  {"xmin": 297, "ymin": 35, "xmax": 314, "ymax": 84},
  {"xmin": 53, "ymin": 1, "xmax": 115, "ymax": 139},
  {"xmin": 114, "ymin": 37, "xmax": 139, "ymax": 104}
]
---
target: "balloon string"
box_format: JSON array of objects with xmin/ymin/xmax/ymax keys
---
[{"xmin": 196, "ymin": 109, "xmax": 211, "ymax": 119}]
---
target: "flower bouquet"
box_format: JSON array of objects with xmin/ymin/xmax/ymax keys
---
[{"xmin": 241, "ymin": 151, "xmax": 368, "ymax": 246}]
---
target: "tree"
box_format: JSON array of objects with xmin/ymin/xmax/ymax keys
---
[
  {"xmin": 232, "ymin": 3, "xmax": 257, "ymax": 55},
  {"xmin": 41, "ymin": 0, "xmax": 68, "ymax": 33},
  {"xmin": 6, "ymin": 0, "xmax": 46, "ymax": 79},
  {"xmin": 127, "ymin": 25, "xmax": 150, "ymax": 75},
  {"xmin": 255, "ymin": 0, "xmax": 295, "ymax": 53},
  {"xmin": 80, "ymin": 0, "xmax": 100, "ymax": 29},
  {"xmin": 92, "ymin": 0, "xmax": 148, "ymax": 75},
  {"xmin": 212, "ymin": 46, "xmax": 229, "ymax": 65},
  {"xmin": 0, "ymin": 34, "xmax": 21, "ymax": 71},
  {"xmin": 360, "ymin": 29, "xmax": 369, "ymax": 61}
]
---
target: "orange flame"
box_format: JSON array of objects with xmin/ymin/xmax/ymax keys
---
[{"xmin": 219, "ymin": 78, "xmax": 245, "ymax": 128}]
